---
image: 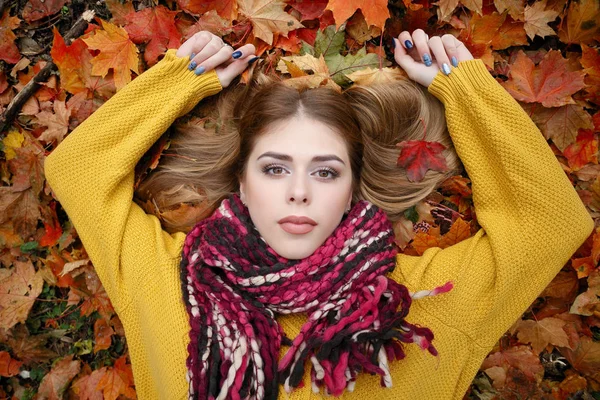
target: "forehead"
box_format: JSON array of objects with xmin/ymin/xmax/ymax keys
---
[{"xmin": 251, "ymin": 117, "xmax": 349, "ymax": 160}]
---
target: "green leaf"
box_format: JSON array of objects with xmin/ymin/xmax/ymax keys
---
[
  {"xmin": 404, "ymin": 206, "xmax": 419, "ymax": 223},
  {"xmin": 300, "ymin": 41, "xmax": 314, "ymax": 56},
  {"xmin": 20, "ymin": 241, "xmax": 39, "ymax": 253},
  {"xmin": 326, "ymin": 47, "xmax": 380, "ymax": 85},
  {"xmin": 73, "ymin": 339, "xmax": 93, "ymax": 355},
  {"xmin": 314, "ymin": 25, "xmax": 346, "ymax": 58}
]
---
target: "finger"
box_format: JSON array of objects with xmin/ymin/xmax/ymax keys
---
[
  {"xmin": 176, "ymin": 31, "xmax": 213, "ymax": 58},
  {"xmin": 191, "ymin": 44, "xmax": 235, "ymax": 75},
  {"xmin": 189, "ymin": 36, "xmax": 228, "ymax": 71},
  {"xmin": 454, "ymin": 37, "xmax": 475, "ymax": 63},
  {"xmin": 393, "ymin": 37, "xmax": 421, "ymax": 76},
  {"xmin": 427, "ymin": 36, "xmax": 452, "ymax": 75},
  {"xmin": 411, "ymin": 29, "xmax": 433, "ymax": 67},
  {"xmin": 398, "ymin": 31, "xmax": 416, "ymax": 52},
  {"xmin": 230, "ymin": 43, "xmax": 257, "ymax": 60},
  {"xmin": 218, "ymin": 54, "xmax": 259, "ymax": 87}
]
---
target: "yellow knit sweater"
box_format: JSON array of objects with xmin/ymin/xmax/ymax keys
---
[{"xmin": 44, "ymin": 49, "xmax": 594, "ymax": 400}]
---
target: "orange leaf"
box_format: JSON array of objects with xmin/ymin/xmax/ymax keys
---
[
  {"xmin": 502, "ymin": 50, "xmax": 586, "ymax": 108},
  {"xmin": 177, "ymin": 0, "xmax": 238, "ymax": 21},
  {"xmin": 439, "ymin": 218, "xmax": 471, "ymax": 248},
  {"xmin": 69, "ymin": 266, "xmax": 115, "ymax": 320},
  {"xmin": 581, "ymin": 44, "xmax": 600, "ymax": 106},
  {"xmin": 35, "ymin": 100, "xmax": 71, "ymax": 145},
  {"xmin": 94, "ymin": 318, "xmax": 115, "ymax": 353},
  {"xmin": 560, "ymin": 336, "xmax": 600, "ymax": 378},
  {"xmin": 288, "ymin": 0, "xmax": 328, "ymax": 20},
  {"xmin": 481, "ymin": 345, "xmax": 545, "ymax": 381},
  {"xmin": 82, "ymin": 19, "xmax": 140, "ymax": 90},
  {"xmin": 0, "ymin": 260, "xmax": 44, "ymax": 330},
  {"xmin": 238, "ymin": 0, "xmax": 304, "ymax": 45},
  {"xmin": 0, "ymin": 351, "xmax": 22, "ymax": 377},
  {"xmin": 563, "ymin": 129, "xmax": 599, "ymax": 171},
  {"xmin": 571, "ymin": 255, "xmax": 595, "ymax": 279},
  {"xmin": 494, "ymin": 0, "xmax": 525, "ymax": 21},
  {"xmin": 37, "ymin": 355, "xmax": 81, "ymax": 400},
  {"xmin": 412, "ymin": 226, "xmax": 441, "ymax": 256},
  {"xmin": 325, "ymin": 0, "xmax": 390, "ymax": 30},
  {"xmin": 97, "ymin": 356, "xmax": 136, "ymax": 400},
  {"xmin": 0, "ymin": 11, "xmax": 21, "ymax": 64},
  {"xmin": 72, "ymin": 367, "xmax": 105, "ymax": 400},
  {"xmin": 490, "ymin": 15, "xmax": 528, "ymax": 50},
  {"xmin": 124, "ymin": 6, "xmax": 182, "ymax": 66},
  {"xmin": 557, "ymin": 0, "xmax": 600, "ymax": 45}
]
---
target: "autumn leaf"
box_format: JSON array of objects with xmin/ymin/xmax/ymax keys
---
[
  {"xmin": 411, "ymin": 225, "xmax": 442, "ymax": 255},
  {"xmin": 439, "ymin": 218, "xmax": 471, "ymax": 248},
  {"xmin": 521, "ymin": 102, "xmax": 594, "ymax": 151},
  {"xmin": 97, "ymin": 355, "xmax": 136, "ymax": 400},
  {"xmin": 563, "ymin": 129, "xmax": 599, "ymax": 171},
  {"xmin": 21, "ymin": 0, "xmax": 67, "ymax": 22},
  {"xmin": 490, "ymin": 15, "xmax": 528, "ymax": 50},
  {"xmin": 0, "ymin": 10, "xmax": 21, "ymax": 64},
  {"xmin": 345, "ymin": 66, "xmax": 406, "ymax": 84},
  {"xmin": 326, "ymin": 0, "xmax": 390, "ymax": 29},
  {"xmin": 0, "ymin": 351, "xmax": 23, "ymax": 377},
  {"xmin": 494, "ymin": 0, "xmax": 525, "ymax": 21},
  {"xmin": 502, "ymin": 50, "xmax": 586, "ymax": 108},
  {"xmin": 559, "ymin": 336, "xmax": 600, "ymax": 378},
  {"xmin": 0, "ymin": 260, "xmax": 43, "ymax": 330},
  {"xmin": 523, "ymin": 0, "xmax": 559, "ymax": 39},
  {"xmin": 514, "ymin": 317, "xmax": 572, "ymax": 354},
  {"xmin": 238, "ymin": 0, "xmax": 304, "ymax": 45},
  {"xmin": 68, "ymin": 266, "xmax": 114, "ymax": 320},
  {"xmin": 72, "ymin": 367, "xmax": 105, "ymax": 400},
  {"xmin": 581, "ymin": 43, "xmax": 600, "ymax": 106},
  {"xmin": 177, "ymin": 0, "xmax": 238, "ymax": 21},
  {"xmin": 396, "ymin": 139, "xmax": 449, "ymax": 183},
  {"xmin": 124, "ymin": 6, "xmax": 181, "ymax": 66},
  {"xmin": 104, "ymin": 0, "xmax": 135, "ymax": 26},
  {"xmin": 35, "ymin": 100, "xmax": 71, "ymax": 144},
  {"xmin": 481, "ymin": 345, "xmax": 545, "ymax": 382},
  {"xmin": 37, "ymin": 355, "xmax": 81, "ymax": 400},
  {"xmin": 94, "ymin": 318, "xmax": 115, "ymax": 353},
  {"xmin": 82, "ymin": 19, "xmax": 140, "ymax": 90},
  {"xmin": 2, "ymin": 324, "xmax": 58, "ymax": 364},
  {"xmin": 183, "ymin": 10, "xmax": 233, "ymax": 40},
  {"xmin": 557, "ymin": 0, "xmax": 600, "ymax": 45}
]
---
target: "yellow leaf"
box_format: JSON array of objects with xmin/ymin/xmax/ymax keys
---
[
  {"xmin": 2, "ymin": 129, "xmax": 24, "ymax": 160},
  {"xmin": 82, "ymin": 19, "xmax": 139, "ymax": 90},
  {"xmin": 345, "ymin": 66, "xmax": 406, "ymax": 85},
  {"xmin": 524, "ymin": 0, "xmax": 559, "ymax": 40}
]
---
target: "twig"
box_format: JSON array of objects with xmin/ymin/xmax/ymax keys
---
[{"xmin": 0, "ymin": 10, "xmax": 96, "ymax": 135}]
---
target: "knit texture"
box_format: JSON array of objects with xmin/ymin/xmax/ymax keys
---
[
  {"xmin": 181, "ymin": 193, "xmax": 451, "ymax": 399},
  {"xmin": 44, "ymin": 49, "xmax": 594, "ymax": 400}
]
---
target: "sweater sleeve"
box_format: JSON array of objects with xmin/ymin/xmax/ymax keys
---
[
  {"xmin": 44, "ymin": 49, "xmax": 223, "ymax": 314},
  {"xmin": 391, "ymin": 59, "xmax": 594, "ymax": 348}
]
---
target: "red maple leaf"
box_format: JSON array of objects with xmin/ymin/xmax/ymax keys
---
[{"xmin": 396, "ymin": 120, "xmax": 449, "ymax": 183}]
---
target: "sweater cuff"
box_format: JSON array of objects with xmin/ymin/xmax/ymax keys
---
[
  {"xmin": 427, "ymin": 59, "xmax": 497, "ymax": 104},
  {"xmin": 154, "ymin": 48, "xmax": 224, "ymax": 101}
]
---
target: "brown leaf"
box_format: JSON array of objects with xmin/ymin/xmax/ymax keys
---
[
  {"xmin": 560, "ymin": 336, "xmax": 600, "ymax": 378},
  {"xmin": 37, "ymin": 355, "xmax": 81, "ymax": 400},
  {"xmin": 0, "ymin": 260, "xmax": 43, "ymax": 330},
  {"xmin": 22, "ymin": 0, "xmax": 67, "ymax": 22},
  {"xmin": 557, "ymin": 0, "xmax": 600, "ymax": 45},
  {"xmin": 72, "ymin": 367, "xmax": 105, "ymax": 400},
  {"xmin": 540, "ymin": 269, "xmax": 578, "ymax": 299},
  {"xmin": 0, "ymin": 11, "xmax": 21, "ymax": 64},
  {"xmin": 481, "ymin": 345, "xmax": 545, "ymax": 381},
  {"xmin": 3, "ymin": 324, "xmax": 58, "ymax": 364},
  {"xmin": 238, "ymin": 0, "xmax": 303, "ymax": 45},
  {"xmin": 68, "ymin": 266, "xmax": 114, "ymax": 320},
  {"xmin": 494, "ymin": 0, "xmax": 525, "ymax": 20},
  {"xmin": 514, "ymin": 317, "xmax": 572, "ymax": 354},
  {"xmin": 35, "ymin": 100, "xmax": 71, "ymax": 145},
  {"xmin": 0, "ymin": 350, "xmax": 22, "ymax": 377},
  {"xmin": 523, "ymin": 0, "xmax": 559, "ymax": 39},
  {"xmin": 93, "ymin": 318, "xmax": 114, "ymax": 353}
]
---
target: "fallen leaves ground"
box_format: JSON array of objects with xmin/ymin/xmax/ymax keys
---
[{"xmin": 0, "ymin": 0, "xmax": 599, "ymax": 398}]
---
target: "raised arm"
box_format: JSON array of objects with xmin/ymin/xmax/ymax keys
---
[
  {"xmin": 44, "ymin": 33, "xmax": 256, "ymax": 313},
  {"xmin": 391, "ymin": 32, "xmax": 594, "ymax": 346}
]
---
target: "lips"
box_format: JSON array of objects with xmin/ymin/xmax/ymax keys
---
[{"xmin": 278, "ymin": 215, "xmax": 317, "ymax": 235}]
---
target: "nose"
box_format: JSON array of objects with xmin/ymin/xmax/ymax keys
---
[{"xmin": 287, "ymin": 173, "xmax": 310, "ymax": 205}]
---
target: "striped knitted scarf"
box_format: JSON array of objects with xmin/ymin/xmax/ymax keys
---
[{"xmin": 180, "ymin": 193, "xmax": 451, "ymax": 399}]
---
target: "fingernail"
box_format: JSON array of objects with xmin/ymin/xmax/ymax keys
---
[
  {"xmin": 194, "ymin": 66, "xmax": 205, "ymax": 75},
  {"xmin": 188, "ymin": 61, "xmax": 197, "ymax": 71},
  {"xmin": 232, "ymin": 50, "xmax": 242, "ymax": 59},
  {"xmin": 423, "ymin": 53, "xmax": 432, "ymax": 66},
  {"xmin": 425, "ymin": 34, "xmax": 429, "ymax": 41},
  {"xmin": 248, "ymin": 56, "xmax": 259, "ymax": 64},
  {"xmin": 392, "ymin": 38, "xmax": 396, "ymax": 48},
  {"xmin": 189, "ymin": 52, "xmax": 195, "ymax": 60},
  {"xmin": 404, "ymin": 40, "xmax": 413, "ymax": 49},
  {"xmin": 442, "ymin": 63, "xmax": 451, "ymax": 75},
  {"xmin": 451, "ymin": 56, "xmax": 458, "ymax": 67}
]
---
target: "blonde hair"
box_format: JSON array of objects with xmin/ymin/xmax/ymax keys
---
[{"xmin": 135, "ymin": 72, "xmax": 461, "ymax": 233}]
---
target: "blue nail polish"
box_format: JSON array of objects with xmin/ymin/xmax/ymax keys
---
[
  {"xmin": 188, "ymin": 61, "xmax": 197, "ymax": 70},
  {"xmin": 232, "ymin": 50, "xmax": 242, "ymax": 59},
  {"xmin": 423, "ymin": 54, "xmax": 432, "ymax": 66},
  {"xmin": 248, "ymin": 57, "xmax": 259, "ymax": 64},
  {"xmin": 404, "ymin": 40, "xmax": 413, "ymax": 49},
  {"xmin": 451, "ymin": 56, "xmax": 458, "ymax": 67},
  {"xmin": 189, "ymin": 52, "xmax": 196, "ymax": 60},
  {"xmin": 392, "ymin": 39, "xmax": 396, "ymax": 48},
  {"xmin": 194, "ymin": 66, "xmax": 205, "ymax": 75},
  {"xmin": 442, "ymin": 63, "xmax": 451, "ymax": 75}
]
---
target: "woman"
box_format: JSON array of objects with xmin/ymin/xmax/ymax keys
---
[{"xmin": 44, "ymin": 28, "xmax": 593, "ymax": 399}]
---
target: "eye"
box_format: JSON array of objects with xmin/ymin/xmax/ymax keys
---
[
  {"xmin": 261, "ymin": 163, "xmax": 287, "ymax": 176},
  {"xmin": 315, "ymin": 167, "xmax": 340, "ymax": 180}
]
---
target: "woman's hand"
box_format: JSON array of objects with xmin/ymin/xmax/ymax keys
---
[
  {"xmin": 176, "ymin": 31, "xmax": 257, "ymax": 88},
  {"xmin": 393, "ymin": 30, "xmax": 474, "ymax": 88}
]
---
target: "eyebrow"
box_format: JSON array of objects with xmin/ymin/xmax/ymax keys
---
[{"xmin": 256, "ymin": 151, "xmax": 346, "ymax": 165}]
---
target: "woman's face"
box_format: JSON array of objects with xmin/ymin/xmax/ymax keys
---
[{"xmin": 239, "ymin": 116, "xmax": 353, "ymax": 260}]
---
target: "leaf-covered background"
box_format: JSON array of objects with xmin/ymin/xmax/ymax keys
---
[{"xmin": 0, "ymin": 0, "xmax": 599, "ymax": 398}]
